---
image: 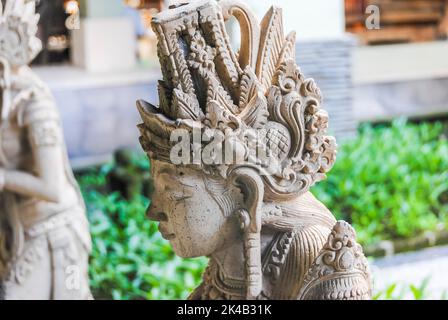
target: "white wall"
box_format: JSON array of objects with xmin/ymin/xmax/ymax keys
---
[
  {"xmin": 241, "ymin": 0, "xmax": 346, "ymax": 41},
  {"xmin": 164, "ymin": 0, "xmax": 345, "ymax": 40},
  {"xmin": 72, "ymin": 0, "xmax": 137, "ymax": 73},
  {"xmin": 71, "ymin": 17, "xmax": 137, "ymax": 73}
]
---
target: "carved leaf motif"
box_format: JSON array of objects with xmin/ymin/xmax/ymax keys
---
[
  {"xmin": 157, "ymin": 80, "xmax": 172, "ymax": 117},
  {"xmin": 278, "ymin": 31, "xmax": 296, "ymax": 66},
  {"xmin": 206, "ymin": 80, "xmax": 240, "ymax": 115},
  {"xmin": 201, "ymin": 6, "xmax": 242, "ymax": 97},
  {"xmin": 238, "ymin": 66, "xmax": 261, "ymax": 109},
  {"xmin": 205, "ymin": 100, "xmax": 241, "ymax": 130},
  {"xmin": 301, "ymin": 78, "xmax": 323, "ymax": 103},
  {"xmin": 172, "ymin": 87, "xmax": 203, "ymax": 121},
  {"xmin": 188, "ymin": 31, "xmax": 217, "ymax": 76},
  {"xmin": 257, "ymin": 6, "xmax": 285, "ymax": 92},
  {"xmin": 238, "ymin": 92, "xmax": 269, "ymax": 129}
]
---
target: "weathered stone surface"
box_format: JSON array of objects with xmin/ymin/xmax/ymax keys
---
[{"xmin": 137, "ymin": 0, "xmax": 371, "ymax": 300}]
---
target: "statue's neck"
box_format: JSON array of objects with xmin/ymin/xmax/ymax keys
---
[
  {"xmin": 210, "ymin": 239, "xmax": 246, "ymax": 283},
  {"xmin": 209, "ymin": 230, "xmax": 274, "ymax": 296}
]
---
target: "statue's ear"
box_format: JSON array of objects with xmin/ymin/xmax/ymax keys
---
[{"xmin": 229, "ymin": 167, "xmax": 264, "ymax": 299}]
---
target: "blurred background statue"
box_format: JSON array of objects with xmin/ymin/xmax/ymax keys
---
[
  {"xmin": 0, "ymin": 0, "xmax": 91, "ymax": 300},
  {"xmin": 137, "ymin": 0, "xmax": 372, "ymax": 300}
]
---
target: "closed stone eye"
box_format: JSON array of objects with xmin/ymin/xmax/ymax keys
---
[{"xmin": 171, "ymin": 194, "xmax": 192, "ymax": 202}]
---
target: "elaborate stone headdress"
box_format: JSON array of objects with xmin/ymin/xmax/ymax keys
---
[
  {"xmin": 0, "ymin": 0, "xmax": 41, "ymax": 120},
  {"xmin": 0, "ymin": 0, "xmax": 41, "ymax": 67},
  {"xmin": 138, "ymin": 0, "xmax": 338, "ymax": 299}
]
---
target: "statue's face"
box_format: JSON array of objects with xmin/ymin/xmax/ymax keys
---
[{"xmin": 148, "ymin": 160, "xmax": 242, "ymax": 258}]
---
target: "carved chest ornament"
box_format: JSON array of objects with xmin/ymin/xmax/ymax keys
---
[{"xmin": 137, "ymin": 0, "xmax": 371, "ymax": 300}]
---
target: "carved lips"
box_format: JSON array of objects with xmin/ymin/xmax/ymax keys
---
[
  {"xmin": 146, "ymin": 208, "xmax": 175, "ymax": 240},
  {"xmin": 158, "ymin": 223, "xmax": 176, "ymax": 241}
]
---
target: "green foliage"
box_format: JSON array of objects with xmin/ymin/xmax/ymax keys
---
[
  {"xmin": 409, "ymin": 276, "xmax": 430, "ymax": 300},
  {"xmin": 313, "ymin": 119, "xmax": 448, "ymax": 246},
  {"xmin": 374, "ymin": 277, "xmax": 439, "ymax": 300},
  {"xmin": 77, "ymin": 158, "xmax": 207, "ymax": 300}
]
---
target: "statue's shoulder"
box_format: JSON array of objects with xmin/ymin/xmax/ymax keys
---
[
  {"xmin": 261, "ymin": 194, "xmax": 371, "ymax": 300},
  {"xmin": 261, "ymin": 213, "xmax": 334, "ymax": 299},
  {"xmin": 263, "ymin": 192, "xmax": 337, "ymax": 232},
  {"xmin": 297, "ymin": 221, "xmax": 372, "ymax": 300},
  {"xmin": 14, "ymin": 69, "xmax": 58, "ymax": 127}
]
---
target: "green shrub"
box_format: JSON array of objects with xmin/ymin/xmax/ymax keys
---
[
  {"xmin": 373, "ymin": 277, "xmax": 436, "ymax": 300},
  {"xmin": 77, "ymin": 159, "xmax": 207, "ymax": 300},
  {"xmin": 312, "ymin": 119, "xmax": 448, "ymax": 246}
]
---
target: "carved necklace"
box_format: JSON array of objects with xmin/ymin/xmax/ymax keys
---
[
  {"xmin": 200, "ymin": 259, "xmax": 246, "ymax": 300},
  {"xmin": 200, "ymin": 230, "xmax": 296, "ymax": 300}
]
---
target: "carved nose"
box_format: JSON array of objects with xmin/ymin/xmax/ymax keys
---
[{"xmin": 146, "ymin": 206, "xmax": 168, "ymax": 222}]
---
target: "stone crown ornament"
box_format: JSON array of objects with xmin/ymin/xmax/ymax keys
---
[
  {"xmin": 0, "ymin": 0, "xmax": 42, "ymax": 67},
  {"xmin": 138, "ymin": 0, "xmax": 336, "ymax": 200},
  {"xmin": 138, "ymin": 0, "xmax": 371, "ymax": 300}
]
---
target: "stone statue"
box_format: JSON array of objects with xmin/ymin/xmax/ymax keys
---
[
  {"xmin": 0, "ymin": 0, "xmax": 91, "ymax": 300},
  {"xmin": 137, "ymin": 0, "xmax": 372, "ymax": 300}
]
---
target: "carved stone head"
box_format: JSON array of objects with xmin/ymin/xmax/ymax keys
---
[{"xmin": 137, "ymin": 0, "xmax": 348, "ymax": 299}]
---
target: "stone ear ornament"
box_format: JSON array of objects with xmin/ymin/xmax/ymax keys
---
[
  {"xmin": 229, "ymin": 167, "xmax": 264, "ymax": 299},
  {"xmin": 137, "ymin": 0, "xmax": 371, "ymax": 300}
]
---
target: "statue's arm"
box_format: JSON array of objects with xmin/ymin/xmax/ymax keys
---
[
  {"xmin": 0, "ymin": 102, "xmax": 66, "ymax": 203},
  {"xmin": 1, "ymin": 147, "xmax": 64, "ymax": 202}
]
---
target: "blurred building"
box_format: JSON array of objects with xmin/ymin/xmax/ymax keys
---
[
  {"xmin": 346, "ymin": 0, "xmax": 448, "ymax": 122},
  {"xmin": 33, "ymin": 0, "xmax": 161, "ymax": 168}
]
